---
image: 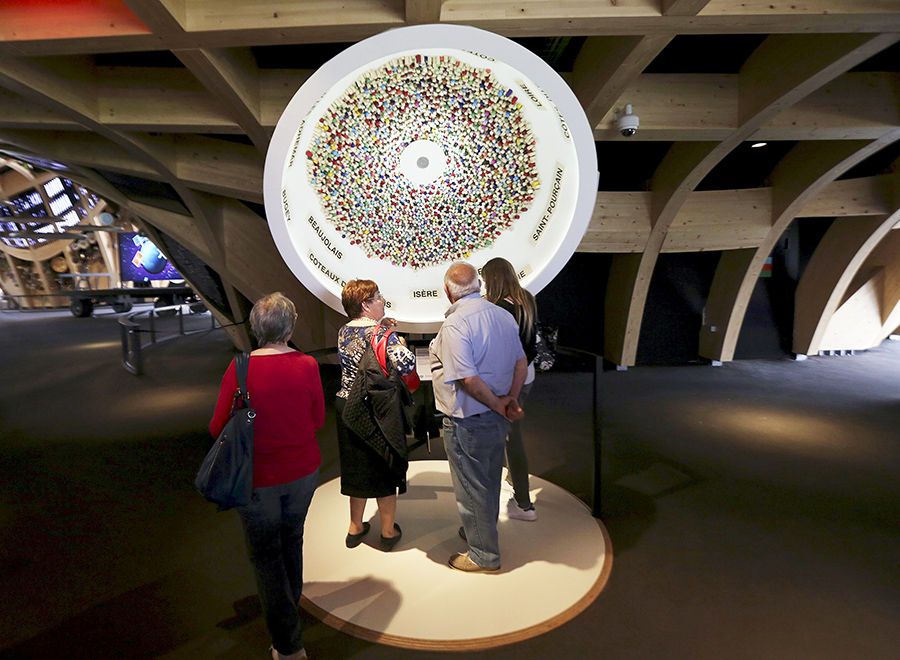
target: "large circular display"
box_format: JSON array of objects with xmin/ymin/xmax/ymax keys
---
[
  {"xmin": 265, "ymin": 25, "xmax": 598, "ymax": 332},
  {"xmin": 307, "ymin": 55, "xmax": 540, "ymax": 269}
]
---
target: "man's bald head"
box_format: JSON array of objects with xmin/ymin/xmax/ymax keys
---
[{"xmin": 444, "ymin": 261, "xmax": 480, "ymax": 302}]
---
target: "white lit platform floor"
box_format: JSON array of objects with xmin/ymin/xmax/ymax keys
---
[{"xmin": 301, "ymin": 460, "xmax": 613, "ymax": 651}]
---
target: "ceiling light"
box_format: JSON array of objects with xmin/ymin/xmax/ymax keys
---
[{"xmin": 751, "ymin": 142, "xmax": 767, "ymax": 148}]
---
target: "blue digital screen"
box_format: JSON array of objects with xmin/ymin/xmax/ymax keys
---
[{"xmin": 118, "ymin": 232, "xmax": 181, "ymax": 282}]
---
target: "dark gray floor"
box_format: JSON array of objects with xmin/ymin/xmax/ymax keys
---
[{"xmin": 1, "ymin": 307, "xmax": 898, "ymax": 659}]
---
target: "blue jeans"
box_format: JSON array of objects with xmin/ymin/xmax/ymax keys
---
[
  {"xmin": 443, "ymin": 412, "xmax": 510, "ymax": 568},
  {"xmin": 237, "ymin": 469, "xmax": 319, "ymax": 656}
]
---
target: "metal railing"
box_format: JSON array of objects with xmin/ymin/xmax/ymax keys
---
[
  {"xmin": 550, "ymin": 346, "xmax": 609, "ymax": 518},
  {"xmin": 119, "ymin": 303, "xmax": 217, "ymax": 375}
]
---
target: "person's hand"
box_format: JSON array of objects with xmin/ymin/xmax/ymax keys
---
[
  {"xmin": 381, "ymin": 316, "xmax": 398, "ymax": 327},
  {"xmin": 504, "ymin": 400, "xmax": 524, "ymax": 421},
  {"xmin": 496, "ymin": 395, "xmax": 524, "ymax": 421}
]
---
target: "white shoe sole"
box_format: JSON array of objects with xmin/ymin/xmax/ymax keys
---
[{"xmin": 505, "ymin": 500, "xmax": 537, "ymax": 521}]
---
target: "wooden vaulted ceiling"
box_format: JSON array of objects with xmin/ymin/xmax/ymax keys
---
[{"xmin": 1, "ymin": 1, "xmax": 900, "ymax": 361}]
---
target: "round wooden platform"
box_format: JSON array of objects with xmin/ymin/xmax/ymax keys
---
[{"xmin": 301, "ymin": 460, "xmax": 612, "ymax": 650}]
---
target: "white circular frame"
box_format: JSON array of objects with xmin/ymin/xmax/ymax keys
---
[{"xmin": 264, "ymin": 24, "xmax": 598, "ymax": 333}]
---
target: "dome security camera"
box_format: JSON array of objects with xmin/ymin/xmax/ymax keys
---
[{"xmin": 615, "ymin": 104, "xmax": 639, "ymax": 137}]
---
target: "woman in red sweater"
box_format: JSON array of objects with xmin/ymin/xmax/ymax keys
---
[{"xmin": 210, "ymin": 292, "xmax": 324, "ymax": 660}]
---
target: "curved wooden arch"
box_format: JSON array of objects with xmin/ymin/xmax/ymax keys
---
[
  {"xmin": 793, "ymin": 165, "xmax": 900, "ymax": 355},
  {"xmin": 174, "ymin": 48, "xmax": 271, "ymax": 155},
  {"xmin": 603, "ymin": 32, "xmax": 900, "ymax": 367},
  {"xmin": 794, "ymin": 211, "xmax": 900, "ymax": 355},
  {"xmin": 1, "ymin": 134, "xmax": 342, "ymax": 350},
  {"xmin": 0, "ymin": 57, "xmax": 226, "ymax": 265},
  {"xmin": 0, "ymin": 57, "xmax": 276, "ymax": 335},
  {"xmin": 869, "ymin": 227, "xmax": 900, "ymax": 341},
  {"xmin": 700, "ymin": 131, "xmax": 900, "ymax": 362}
]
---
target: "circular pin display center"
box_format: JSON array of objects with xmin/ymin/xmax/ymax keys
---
[{"xmin": 399, "ymin": 140, "xmax": 448, "ymax": 185}]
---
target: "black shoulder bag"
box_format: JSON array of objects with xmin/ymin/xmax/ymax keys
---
[{"xmin": 195, "ymin": 352, "xmax": 255, "ymax": 510}]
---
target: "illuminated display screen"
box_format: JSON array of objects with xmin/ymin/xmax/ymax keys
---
[
  {"xmin": 118, "ymin": 232, "xmax": 181, "ymax": 282},
  {"xmin": 265, "ymin": 25, "xmax": 598, "ymax": 332}
]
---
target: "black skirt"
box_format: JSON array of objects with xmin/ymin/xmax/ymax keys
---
[{"xmin": 335, "ymin": 397, "xmax": 406, "ymax": 498}]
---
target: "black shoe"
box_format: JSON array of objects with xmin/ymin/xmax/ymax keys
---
[
  {"xmin": 346, "ymin": 521, "xmax": 370, "ymax": 548},
  {"xmin": 458, "ymin": 526, "xmax": 467, "ymax": 542},
  {"xmin": 380, "ymin": 523, "xmax": 402, "ymax": 551}
]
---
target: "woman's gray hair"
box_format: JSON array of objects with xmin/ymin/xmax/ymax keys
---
[
  {"xmin": 444, "ymin": 261, "xmax": 480, "ymax": 300},
  {"xmin": 249, "ymin": 292, "xmax": 297, "ymax": 346}
]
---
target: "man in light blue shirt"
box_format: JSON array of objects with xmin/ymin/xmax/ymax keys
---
[{"xmin": 430, "ymin": 261, "xmax": 526, "ymax": 572}]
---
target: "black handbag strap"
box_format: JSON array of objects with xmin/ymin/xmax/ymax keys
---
[{"xmin": 234, "ymin": 351, "xmax": 251, "ymax": 409}]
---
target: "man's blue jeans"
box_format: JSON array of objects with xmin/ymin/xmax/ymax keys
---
[
  {"xmin": 237, "ymin": 469, "xmax": 319, "ymax": 656},
  {"xmin": 443, "ymin": 411, "xmax": 510, "ymax": 568}
]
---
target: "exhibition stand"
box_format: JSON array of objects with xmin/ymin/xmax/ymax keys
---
[{"xmin": 301, "ymin": 461, "xmax": 612, "ymax": 650}]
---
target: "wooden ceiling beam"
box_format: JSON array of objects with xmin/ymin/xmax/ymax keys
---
[
  {"xmin": 0, "ymin": 128, "xmax": 263, "ymax": 205},
  {"xmin": 0, "ymin": 35, "xmax": 164, "ymax": 58},
  {"xmin": 443, "ymin": 0, "xmax": 899, "ymax": 21},
  {"xmin": 594, "ymin": 73, "xmax": 736, "ymax": 139},
  {"xmin": 579, "ymin": 191, "xmax": 653, "ymax": 254},
  {"xmin": 578, "ymin": 177, "xmax": 894, "ymax": 254},
  {"xmin": 0, "ymin": 88, "xmax": 82, "ymax": 131},
  {"xmin": 260, "ymin": 70, "xmax": 315, "ymax": 128},
  {"xmin": 184, "ymin": 0, "xmax": 404, "ymax": 32},
  {"xmin": 664, "ymin": 188, "xmax": 773, "ymax": 252},
  {"xmin": 798, "ymin": 175, "xmax": 895, "ymax": 218},
  {"xmin": 172, "ymin": 136, "xmax": 264, "ymax": 203},
  {"xmin": 120, "ymin": 0, "xmax": 190, "ymax": 46},
  {"xmin": 174, "ymin": 48, "xmax": 270, "ymax": 154},
  {"xmin": 96, "ymin": 65, "xmax": 240, "ymax": 133},
  {"xmin": 0, "ymin": 57, "xmax": 99, "ymax": 121},
  {"xmin": 12, "ymin": 64, "xmax": 893, "ymax": 140},
  {"xmin": 572, "ymin": 35, "xmax": 673, "ymax": 130},
  {"xmin": 441, "ymin": 0, "xmax": 900, "ymax": 37},
  {"xmin": 739, "ymin": 34, "xmax": 900, "ymax": 127},
  {"xmin": 702, "ymin": 0, "xmax": 897, "ymax": 17},
  {"xmin": 130, "ymin": 133, "xmax": 263, "ymax": 203},
  {"xmin": 9, "ymin": 61, "xmax": 893, "ymax": 140},
  {"xmin": 406, "ymin": 0, "xmax": 445, "ymax": 24},
  {"xmin": 663, "ymin": 0, "xmax": 715, "ymax": 15},
  {"xmin": 0, "ymin": 129, "xmax": 159, "ymax": 180},
  {"xmin": 595, "ymin": 72, "xmax": 900, "ymax": 141},
  {"xmin": 4, "ymin": 3, "xmax": 900, "ymax": 57}
]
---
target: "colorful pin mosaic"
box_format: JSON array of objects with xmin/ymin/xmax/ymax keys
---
[{"xmin": 305, "ymin": 54, "xmax": 540, "ymax": 269}]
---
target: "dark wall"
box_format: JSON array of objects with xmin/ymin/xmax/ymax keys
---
[
  {"xmin": 734, "ymin": 218, "xmax": 833, "ymax": 359},
  {"xmin": 535, "ymin": 253, "xmax": 611, "ymax": 355},
  {"xmin": 636, "ymin": 252, "xmax": 721, "ymax": 365}
]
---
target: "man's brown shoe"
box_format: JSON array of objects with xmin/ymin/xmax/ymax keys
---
[{"xmin": 448, "ymin": 551, "xmax": 500, "ymax": 573}]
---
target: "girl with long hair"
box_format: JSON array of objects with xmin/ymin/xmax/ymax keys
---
[{"xmin": 481, "ymin": 257, "xmax": 539, "ymax": 521}]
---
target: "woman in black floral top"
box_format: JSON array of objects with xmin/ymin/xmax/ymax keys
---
[{"xmin": 336, "ymin": 279, "xmax": 416, "ymax": 552}]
